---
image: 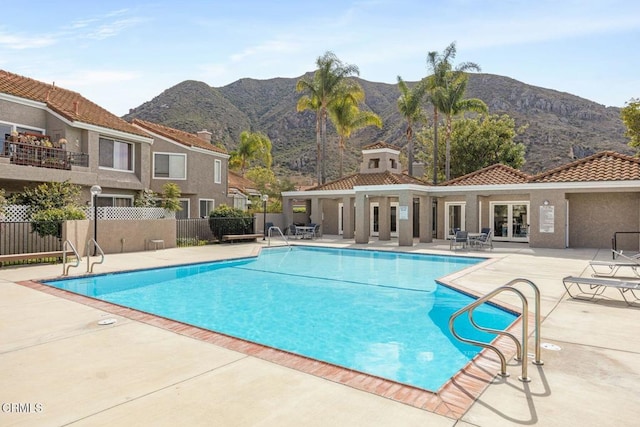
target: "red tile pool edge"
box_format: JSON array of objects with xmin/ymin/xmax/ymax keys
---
[{"xmin": 18, "ymin": 279, "xmax": 530, "ymax": 420}]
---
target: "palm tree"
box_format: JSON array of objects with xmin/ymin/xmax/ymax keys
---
[
  {"xmin": 297, "ymin": 51, "xmax": 359, "ymax": 184},
  {"xmin": 295, "ymin": 77, "xmax": 322, "ymax": 183},
  {"xmin": 229, "ymin": 131, "xmax": 272, "ymax": 176},
  {"xmin": 425, "ymin": 42, "xmax": 480, "ymax": 183},
  {"xmin": 397, "ymin": 76, "xmax": 427, "ymax": 177},
  {"xmin": 438, "ymin": 74, "xmax": 488, "ymax": 180},
  {"xmin": 328, "ymin": 85, "xmax": 382, "ymax": 177}
]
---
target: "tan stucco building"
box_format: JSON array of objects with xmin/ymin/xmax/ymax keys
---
[
  {"xmin": 283, "ymin": 143, "xmax": 640, "ymax": 250},
  {"xmin": 1, "ymin": 70, "xmax": 231, "ymax": 217}
]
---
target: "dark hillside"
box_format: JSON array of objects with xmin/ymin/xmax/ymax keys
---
[{"xmin": 123, "ymin": 73, "xmax": 629, "ymax": 180}]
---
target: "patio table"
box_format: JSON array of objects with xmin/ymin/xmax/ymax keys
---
[{"xmin": 295, "ymin": 226, "xmax": 316, "ymax": 239}]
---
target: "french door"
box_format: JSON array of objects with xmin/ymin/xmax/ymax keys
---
[
  {"xmin": 444, "ymin": 202, "xmax": 466, "ymax": 239},
  {"xmin": 491, "ymin": 202, "xmax": 529, "ymax": 242},
  {"xmin": 370, "ymin": 202, "xmax": 398, "ymax": 237}
]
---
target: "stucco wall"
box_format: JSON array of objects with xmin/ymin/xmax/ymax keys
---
[
  {"xmin": 567, "ymin": 192, "xmax": 640, "ymax": 250},
  {"xmin": 64, "ymin": 219, "xmax": 177, "ymax": 255},
  {"xmin": 149, "ymin": 137, "xmax": 228, "ymax": 218},
  {"xmin": 0, "ymin": 99, "xmax": 47, "ymax": 130}
]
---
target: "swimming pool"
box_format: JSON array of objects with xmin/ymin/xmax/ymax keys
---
[{"xmin": 44, "ymin": 246, "xmax": 517, "ymax": 391}]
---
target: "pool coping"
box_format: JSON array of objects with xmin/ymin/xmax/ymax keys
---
[{"xmin": 17, "ymin": 270, "xmax": 531, "ymax": 421}]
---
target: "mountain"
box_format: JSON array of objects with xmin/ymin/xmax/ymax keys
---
[{"xmin": 123, "ymin": 73, "xmax": 629, "ymax": 180}]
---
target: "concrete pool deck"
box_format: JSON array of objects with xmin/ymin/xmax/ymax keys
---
[{"xmin": 1, "ymin": 238, "xmax": 639, "ymax": 426}]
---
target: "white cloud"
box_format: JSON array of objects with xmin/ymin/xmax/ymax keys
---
[
  {"xmin": 54, "ymin": 70, "xmax": 139, "ymax": 88},
  {"xmin": 0, "ymin": 32, "xmax": 57, "ymax": 49}
]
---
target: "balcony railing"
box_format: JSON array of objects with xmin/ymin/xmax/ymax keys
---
[{"xmin": 1, "ymin": 140, "xmax": 89, "ymax": 170}]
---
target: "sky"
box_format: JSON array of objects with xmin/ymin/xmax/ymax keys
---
[{"xmin": 1, "ymin": 0, "xmax": 638, "ymax": 116}]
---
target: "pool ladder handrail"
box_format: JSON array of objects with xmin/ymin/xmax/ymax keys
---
[
  {"xmin": 86, "ymin": 239, "xmax": 105, "ymax": 273},
  {"xmin": 448, "ymin": 278, "xmax": 543, "ymax": 382},
  {"xmin": 62, "ymin": 240, "xmax": 82, "ymax": 276},
  {"xmin": 267, "ymin": 226, "xmax": 290, "ymax": 247}
]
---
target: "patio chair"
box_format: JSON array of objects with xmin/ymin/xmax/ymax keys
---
[
  {"xmin": 473, "ymin": 229, "xmax": 493, "ymax": 250},
  {"xmin": 589, "ymin": 249, "xmax": 640, "ymax": 278},
  {"xmin": 450, "ymin": 230, "xmax": 468, "ymax": 250},
  {"xmin": 265, "ymin": 222, "xmax": 274, "ymax": 236},
  {"xmin": 311, "ymin": 223, "xmax": 320, "ymax": 238},
  {"xmin": 562, "ymin": 275, "xmax": 640, "ymax": 306},
  {"xmin": 288, "ymin": 224, "xmax": 299, "ymax": 239}
]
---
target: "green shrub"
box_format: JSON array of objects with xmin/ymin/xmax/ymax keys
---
[
  {"xmin": 30, "ymin": 207, "xmax": 85, "ymax": 238},
  {"xmin": 208, "ymin": 204, "xmax": 253, "ymax": 239}
]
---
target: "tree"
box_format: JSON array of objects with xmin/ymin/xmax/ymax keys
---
[
  {"xmin": 621, "ymin": 98, "xmax": 640, "ymax": 151},
  {"xmin": 449, "ymin": 114, "xmax": 526, "ymax": 177},
  {"xmin": 438, "ymin": 73, "xmax": 488, "ymax": 180},
  {"xmin": 245, "ymin": 166, "xmax": 277, "ymax": 197},
  {"xmin": 134, "ymin": 189, "xmax": 158, "ymax": 207},
  {"xmin": 297, "ymin": 51, "xmax": 359, "ymax": 184},
  {"xmin": 328, "ymin": 84, "xmax": 382, "ymax": 177},
  {"xmin": 229, "ymin": 131, "xmax": 273, "ymax": 176},
  {"xmin": 295, "ymin": 80, "xmax": 322, "ymax": 183},
  {"xmin": 414, "ymin": 114, "xmax": 526, "ymax": 180},
  {"xmin": 12, "ymin": 181, "xmax": 85, "ymax": 237},
  {"xmin": 160, "ymin": 182, "xmax": 182, "ymax": 213},
  {"xmin": 396, "ymin": 76, "xmax": 427, "ymax": 176},
  {"xmin": 425, "ymin": 42, "xmax": 481, "ymax": 183},
  {"xmin": 0, "ymin": 188, "xmax": 6, "ymax": 216}
]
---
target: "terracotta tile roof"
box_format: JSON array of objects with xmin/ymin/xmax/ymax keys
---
[
  {"xmin": 132, "ymin": 119, "xmax": 227, "ymax": 154},
  {"xmin": 228, "ymin": 170, "xmax": 258, "ymax": 194},
  {"xmin": 442, "ymin": 164, "xmax": 531, "ymax": 186},
  {"xmin": 308, "ymin": 171, "xmax": 427, "ymax": 191},
  {"xmin": 532, "ymin": 151, "xmax": 640, "ymax": 183},
  {"xmin": 362, "ymin": 141, "xmax": 401, "ymax": 151},
  {"xmin": 0, "ymin": 69, "xmax": 148, "ymax": 138}
]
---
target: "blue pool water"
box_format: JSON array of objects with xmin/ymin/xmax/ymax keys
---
[{"xmin": 44, "ymin": 246, "xmax": 517, "ymax": 391}]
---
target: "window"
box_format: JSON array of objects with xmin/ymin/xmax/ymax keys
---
[
  {"xmin": 96, "ymin": 195, "xmax": 133, "ymax": 207},
  {"xmin": 99, "ymin": 137, "xmax": 133, "ymax": 171},
  {"xmin": 199, "ymin": 199, "xmax": 215, "ymax": 217},
  {"xmin": 214, "ymin": 159, "xmax": 222, "ymax": 184},
  {"xmin": 1, "ymin": 121, "xmax": 46, "ymax": 139},
  {"xmin": 176, "ymin": 199, "xmax": 189, "ymax": 219},
  {"xmin": 154, "ymin": 153, "xmax": 186, "ymax": 179},
  {"xmin": 368, "ymin": 158, "xmax": 380, "ymax": 169}
]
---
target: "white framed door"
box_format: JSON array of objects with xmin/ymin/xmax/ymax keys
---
[
  {"xmin": 370, "ymin": 202, "xmax": 399, "ymax": 237},
  {"xmin": 444, "ymin": 202, "xmax": 466, "ymax": 239},
  {"xmin": 490, "ymin": 201, "xmax": 529, "ymax": 242}
]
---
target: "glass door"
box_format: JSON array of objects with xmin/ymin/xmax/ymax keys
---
[
  {"xmin": 491, "ymin": 202, "xmax": 529, "ymax": 242},
  {"xmin": 370, "ymin": 202, "xmax": 398, "ymax": 237},
  {"xmin": 444, "ymin": 202, "xmax": 465, "ymax": 239}
]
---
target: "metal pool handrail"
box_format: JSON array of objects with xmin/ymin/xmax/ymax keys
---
[
  {"xmin": 448, "ymin": 278, "xmax": 543, "ymax": 382},
  {"xmin": 86, "ymin": 239, "xmax": 105, "ymax": 273},
  {"xmin": 62, "ymin": 240, "xmax": 81, "ymax": 276},
  {"xmin": 268, "ymin": 226, "xmax": 290, "ymax": 247}
]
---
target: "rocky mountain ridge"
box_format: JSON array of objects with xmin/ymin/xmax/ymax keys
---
[{"xmin": 123, "ymin": 73, "xmax": 629, "ymax": 180}]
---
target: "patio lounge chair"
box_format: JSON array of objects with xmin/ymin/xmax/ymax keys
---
[
  {"xmin": 450, "ymin": 230, "xmax": 468, "ymax": 250},
  {"xmin": 562, "ymin": 275, "xmax": 640, "ymax": 306},
  {"xmin": 589, "ymin": 249, "xmax": 640, "ymax": 278}
]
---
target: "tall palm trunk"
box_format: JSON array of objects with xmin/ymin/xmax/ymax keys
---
[
  {"xmin": 315, "ymin": 115, "xmax": 321, "ymax": 184},
  {"xmin": 338, "ymin": 137, "xmax": 345, "ymax": 178},
  {"xmin": 445, "ymin": 114, "xmax": 453, "ymax": 180},
  {"xmin": 321, "ymin": 107, "xmax": 328, "ymax": 184},
  {"xmin": 432, "ymin": 107, "xmax": 439, "ymax": 184},
  {"xmin": 407, "ymin": 126, "xmax": 414, "ymax": 176}
]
